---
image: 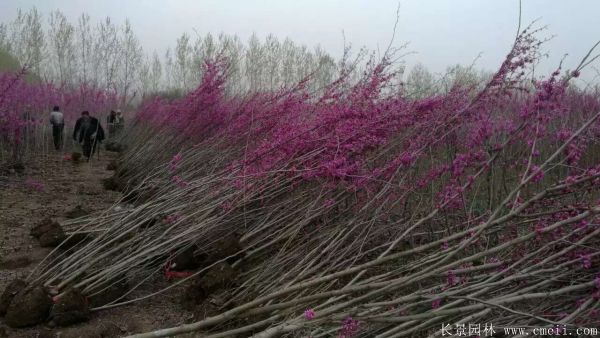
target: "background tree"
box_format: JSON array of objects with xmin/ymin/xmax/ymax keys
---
[
  {"xmin": 174, "ymin": 33, "xmax": 192, "ymax": 90},
  {"xmin": 9, "ymin": 8, "xmax": 45, "ymax": 74},
  {"xmin": 0, "ymin": 6, "xmax": 346, "ymax": 102},
  {"xmin": 75, "ymin": 13, "xmax": 95, "ymax": 88},
  {"xmin": 118, "ymin": 19, "xmax": 143, "ymax": 105},
  {"xmin": 149, "ymin": 51, "xmax": 163, "ymax": 94},
  {"xmin": 96, "ymin": 17, "xmax": 120, "ymax": 93},
  {"xmin": 46, "ymin": 10, "xmax": 75, "ymax": 86},
  {"xmin": 404, "ymin": 63, "xmax": 437, "ymax": 98}
]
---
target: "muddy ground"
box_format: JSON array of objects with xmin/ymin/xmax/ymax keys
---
[{"xmin": 0, "ymin": 153, "xmax": 194, "ymax": 338}]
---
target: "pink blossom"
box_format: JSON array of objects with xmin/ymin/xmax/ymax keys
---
[
  {"xmin": 338, "ymin": 316, "xmax": 359, "ymax": 338},
  {"xmin": 169, "ymin": 153, "xmax": 183, "ymax": 172},
  {"xmin": 303, "ymin": 308, "xmax": 316, "ymax": 320},
  {"xmin": 530, "ymin": 165, "xmax": 544, "ymax": 183},
  {"xmin": 323, "ymin": 199, "xmax": 335, "ymax": 208},
  {"xmin": 581, "ymin": 254, "xmax": 592, "ymax": 269},
  {"xmin": 534, "ymin": 223, "xmax": 545, "ymax": 233},
  {"xmin": 447, "ymin": 270, "xmax": 458, "ymax": 287},
  {"xmin": 577, "ymin": 220, "xmax": 589, "ymax": 229},
  {"xmin": 171, "ymin": 175, "xmax": 189, "ymax": 188}
]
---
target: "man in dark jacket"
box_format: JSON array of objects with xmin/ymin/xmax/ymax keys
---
[{"xmin": 73, "ymin": 111, "xmax": 105, "ymax": 159}]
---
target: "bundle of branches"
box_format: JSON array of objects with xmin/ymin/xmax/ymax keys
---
[{"xmin": 17, "ymin": 27, "xmax": 600, "ymax": 337}]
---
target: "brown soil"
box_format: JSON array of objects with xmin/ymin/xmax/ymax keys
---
[{"xmin": 0, "ymin": 153, "xmax": 193, "ymax": 337}]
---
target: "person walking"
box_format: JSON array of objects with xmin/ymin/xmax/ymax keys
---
[
  {"xmin": 115, "ymin": 110, "xmax": 124, "ymax": 123},
  {"xmin": 49, "ymin": 106, "xmax": 64, "ymax": 150},
  {"xmin": 115, "ymin": 110, "xmax": 125, "ymax": 135},
  {"xmin": 73, "ymin": 111, "xmax": 105, "ymax": 159},
  {"xmin": 107, "ymin": 110, "xmax": 117, "ymax": 137}
]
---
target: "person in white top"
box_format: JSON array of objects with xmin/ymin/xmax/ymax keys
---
[{"xmin": 49, "ymin": 106, "xmax": 64, "ymax": 150}]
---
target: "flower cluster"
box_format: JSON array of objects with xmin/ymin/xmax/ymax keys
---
[
  {"xmin": 447, "ymin": 270, "xmax": 458, "ymax": 287},
  {"xmin": 338, "ymin": 316, "xmax": 359, "ymax": 338},
  {"xmin": 171, "ymin": 175, "xmax": 188, "ymax": 188},
  {"xmin": 303, "ymin": 308, "xmax": 316, "ymax": 320},
  {"xmin": 169, "ymin": 153, "xmax": 182, "ymax": 173}
]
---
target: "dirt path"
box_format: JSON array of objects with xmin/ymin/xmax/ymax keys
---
[{"xmin": 0, "ymin": 153, "xmax": 192, "ymax": 338}]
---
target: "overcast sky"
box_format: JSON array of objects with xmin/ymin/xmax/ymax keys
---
[{"xmin": 1, "ymin": 0, "xmax": 599, "ymax": 81}]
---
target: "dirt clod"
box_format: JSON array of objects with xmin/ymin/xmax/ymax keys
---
[
  {"xmin": 102, "ymin": 175, "xmax": 125, "ymax": 192},
  {"xmin": 201, "ymin": 233, "xmax": 244, "ymax": 265},
  {"xmin": 170, "ymin": 246, "xmax": 201, "ymax": 271},
  {"xmin": 8, "ymin": 163, "xmax": 25, "ymax": 174},
  {"xmin": 106, "ymin": 160, "xmax": 118, "ymax": 171},
  {"xmin": 184, "ymin": 262, "xmax": 238, "ymax": 307},
  {"xmin": 199, "ymin": 262, "xmax": 238, "ymax": 293},
  {"xmin": 50, "ymin": 288, "xmax": 89, "ymax": 327},
  {"xmin": 60, "ymin": 232, "xmax": 93, "ymax": 251},
  {"xmin": 0, "ymin": 278, "xmax": 27, "ymax": 316},
  {"xmin": 0, "ymin": 254, "xmax": 31, "ymax": 270},
  {"xmin": 5, "ymin": 286, "xmax": 52, "ymax": 328},
  {"xmin": 88, "ymin": 279, "xmax": 128, "ymax": 308},
  {"xmin": 65, "ymin": 205, "xmax": 89, "ymax": 219},
  {"xmin": 31, "ymin": 218, "xmax": 68, "ymax": 247},
  {"xmin": 104, "ymin": 141, "xmax": 126, "ymax": 153},
  {"xmin": 30, "ymin": 218, "xmax": 60, "ymax": 238},
  {"xmin": 38, "ymin": 224, "xmax": 67, "ymax": 247}
]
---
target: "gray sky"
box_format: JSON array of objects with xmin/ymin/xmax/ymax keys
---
[{"xmin": 1, "ymin": 0, "xmax": 599, "ymax": 81}]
